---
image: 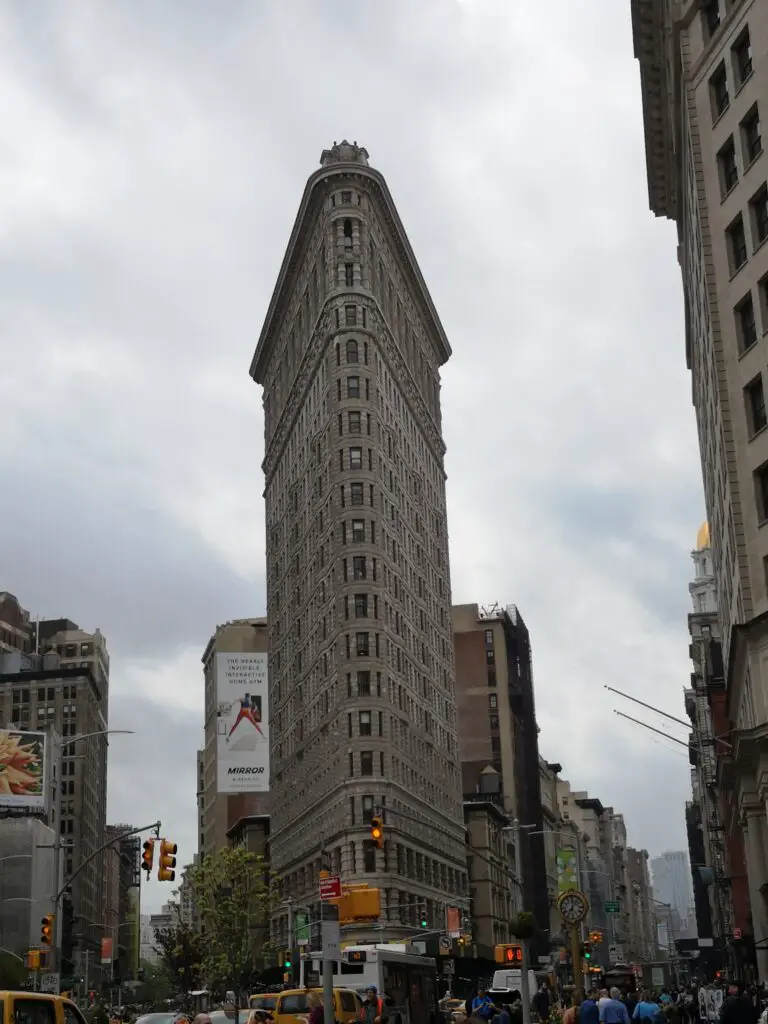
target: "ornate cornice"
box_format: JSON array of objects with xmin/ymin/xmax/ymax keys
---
[
  {"xmin": 250, "ymin": 154, "xmax": 452, "ymax": 384},
  {"xmin": 631, "ymin": 0, "xmax": 678, "ymax": 219},
  {"xmin": 262, "ymin": 292, "xmax": 446, "ymax": 484}
]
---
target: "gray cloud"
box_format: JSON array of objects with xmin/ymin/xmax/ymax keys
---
[{"xmin": 0, "ymin": 0, "xmax": 702, "ymax": 909}]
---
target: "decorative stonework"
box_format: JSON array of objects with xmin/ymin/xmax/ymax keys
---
[{"xmin": 319, "ymin": 139, "xmax": 370, "ymax": 167}]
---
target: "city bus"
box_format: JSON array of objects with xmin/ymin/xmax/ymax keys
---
[{"xmin": 299, "ymin": 944, "xmax": 439, "ymax": 1021}]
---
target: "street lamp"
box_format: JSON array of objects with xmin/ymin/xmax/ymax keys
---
[{"xmin": 50, "ymin": 729, "xmax": 135, "ymax": 973}]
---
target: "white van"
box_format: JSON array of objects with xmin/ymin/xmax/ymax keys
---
[{"xmin": 491, "ymin": 970, "xmax": 539, "ymax": 995}]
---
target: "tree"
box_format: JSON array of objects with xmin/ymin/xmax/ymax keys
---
[
  {"xmin": 153, "ymin": 916, "xmax": 205, "ymax": 995},
  {"xmin": 510, "ymin": 911, "xmax": 537, "ymax": 939},
  {"xmin": 187, "ymin": 846, "xmax": 278, "ymax": 998}
]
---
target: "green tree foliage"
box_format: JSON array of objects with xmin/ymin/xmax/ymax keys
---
[
  {"xmin": 510, "ymin": 911, "xmax": 537, "ymax": 939},
  {"xmin": 187, "ymin": 846, "xmax": 278, "ymax": 997},
  {"xmin": 153, "ymin": 916, "xmax": 205, "ymax": 994},
  {"xmin": 0, "ymin": 950, "xmax": 27, "ymax": 989}
]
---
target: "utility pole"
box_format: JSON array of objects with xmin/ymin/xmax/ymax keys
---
[{"xmin": 511, "ymin": 820, "xmax": 532, "ymax": 1024}]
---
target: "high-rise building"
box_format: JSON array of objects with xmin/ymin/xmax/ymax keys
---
[
  {"xmin": 0, "ymin": 819, "xmax": 59, "ymax": 956},
  {"xmin": 0, "ymin": 600, "xmax": 110, "ymax": 977},
  {"xmin": 249, "ymin": 140, "xmax": 467, "ymax": 940},
  {"xmin": 105, "ymin": 825, "xmax": 141, "ymax": 984},
  {"xmin": 626, "ymin": 847, "xmax": 655, "ymax": 961},
  {"xmin": 630, "ymin": 0, "xmax": 768, "ymax": 978},
  {"xmin": 651, "ymin": 851, "xmax": 695, "ymax": 939},
  {"xmin": 0, "ymin": 592, "xmax": 32, "ymax": 654},
  {"xmin": 453, "ymin": 602, "xmax": 549, "ymax": 952},
  {"xmin": 200, "ymin": 617, "xmax": 269, "ymax": 858}
]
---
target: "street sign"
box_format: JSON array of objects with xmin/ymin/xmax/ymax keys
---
[
  {"xmin": 443, "ymin": 960, "xmax": 454, "ymax": 976},
  {"xmin": 39, "ymin": 973, "xmax": 60, "ymax": 994},
  {"xmin": 604, "ymin": 901, "xmax": 620, "ymax": 914},
  {"xmin": 439, "ymin": 935, "xmax": 452, "ymax": 954},
  {"xmin": 319, "ymin": 875, "xmax": 342, "ymax": 900},
  {"xmin": 321, "ymin": 920, "xmax": 341, "ymax": 959}
]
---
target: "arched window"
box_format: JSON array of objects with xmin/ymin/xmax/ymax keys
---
[
  {"xmin": 335, "ymin": 342, "xmax": 340, "ymax": 367},
  {"xmin": 346, "ymin": 339, "xmax": 359, "ymax": 363},
  {"xmin": 343, "ymin": 219, "xmax": 353, "ymax": 239}
]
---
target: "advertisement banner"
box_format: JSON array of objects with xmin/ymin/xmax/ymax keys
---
[
  {"xmin": 100, "ymin": 937, "xmax": 113, "ymax": 965},
  {"xmin": 446, "ymin": 906, "xmax": 461, "ymax": 938},
  {"xmin": 556, "ymin": 846, "xmax": 578, "ymax": 893},
  {"xmin": 0, "ymin": 730, "xmax": 47, "ymax": 810},
  {"xmin": 216, "ymin": 653, "xmax": 269, "ymax": 794}
]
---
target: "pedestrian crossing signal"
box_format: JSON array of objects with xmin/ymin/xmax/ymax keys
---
[{"xmin": 494, "ymin": 944, "xmax": 522, "ymax": 963}]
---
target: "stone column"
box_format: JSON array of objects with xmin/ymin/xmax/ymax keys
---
[{"xmin": 743, "ymin": 809, "xmax": 768, "ymax": 981}]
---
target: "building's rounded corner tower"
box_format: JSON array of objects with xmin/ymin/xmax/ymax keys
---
[{"xmin": 250, "ymin": 141, "xmax": 467, "ymax": 943}]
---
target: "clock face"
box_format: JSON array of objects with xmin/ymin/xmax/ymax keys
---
[{"xmin": 559, "ymin": 891, "xmax": 587, "ymax": 924}]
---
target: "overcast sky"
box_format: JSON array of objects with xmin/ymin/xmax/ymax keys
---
[{"xmin": 0, "ymin": 0, "xmax": 701, "ymax": 914}]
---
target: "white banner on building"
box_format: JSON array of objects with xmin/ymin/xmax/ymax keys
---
[{"xmin": 216, "ymin": 653, "xmax": 269, "ymax": 794}]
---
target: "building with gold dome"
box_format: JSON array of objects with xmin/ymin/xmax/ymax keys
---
[{"xmin": 690, "ymin": 522, "xmax": 717, "ymax": 616}]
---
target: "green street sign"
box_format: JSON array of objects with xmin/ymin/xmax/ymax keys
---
[{"xmin": 604, "ymin": 901, "xmax": 620, "ymax": 914}]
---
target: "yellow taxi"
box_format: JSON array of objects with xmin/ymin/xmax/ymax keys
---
[
  {"xmin": 272, "ymin": 988, "xmax": 362, "ymax": 1024},
  {"xmin": 0, "ymin": 991, "xmax": 87, "ymax": 1024}
]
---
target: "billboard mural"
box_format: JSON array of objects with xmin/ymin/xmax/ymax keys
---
[
  {"xmin": 0, "ymin": 730, "xmax": 47, "ymax": 810},
  {"xmin": 216, "ymin": 653, "xmax": 269, "ymax": 794},
  {"xmin": 556, "ymin": 846, "xmax": 579, "ymax": 893}
]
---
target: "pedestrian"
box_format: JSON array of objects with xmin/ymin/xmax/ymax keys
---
[
  {"xmin": 599, "ymin": 988, "xmax": 630, "ymax": 1024},
  {"xmin": 358, "ymin": 985, "xmax": 387, "ymax": 1024},
  {"xmin": 306, "ymin": 992, "xmax": 324, "ymax": 1024},
  {"xmin": 581, "ymin": 988, "xmax": 600, "ymax": 1024},
  {"xmin": 720, "ymin": 981, "xmax": 756, "ymax": 1024}
]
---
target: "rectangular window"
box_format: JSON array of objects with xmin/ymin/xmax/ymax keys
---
[
  {"xmin": 345, "ymin": 304, "xmax": 357, "ymax": 326},
  {"xmin": 353, "ymin": 555, "xmax": 367, "ymax": 579},
  {"xmin": 350, "ymin": 482, "xmax": 364, "ymax": 506},
  {"xmin": 363, "ymin": 840, "xmax": 377, "ymax": 872},
  {"xmin": 736, "ymin": 292, "xmax": 758, "ymax": 352},
  {"xmin": 355, "ymin": 594, "xmax": 368, "ymax": 617},
  {"xmin": 733, "ymin": 29, "xmax": 752, "ymax": 87},
  {"xmin": 490, "ymin": 736, "xmax": 501, "ymax": 755},
  {"xmin": 350, "ymin": 447, "xmax": 363, "ymax": 470},
  {"xmin": 717, "ymin": 137, "xmax": 738, "ymax": 195},
  {"xmin": 702, "ymin": 0, "xmax": 720, "ymax": 39},
  {"xmin": 727, "ymin": 214, "xmax": 748, "ymax": 273},
  {"xmin": 345, "ymin": 263, "xmax": 354, "ymax": 287},
  {"xmin": 358, "ymin": 671, "xmax": 371, "ymax": 696},
  {"xmin": 710, "ymin": 62, "xmax": 729, "ymax": 120},
  {"xmin": 359, "ymin": 711, "xmax": 372, "ymax": 736},
  {"xmin": 362, "ymin": 794, "xmax": 374, "ymax": 817},
  {"xmin": 742, "ymin": 105, "xmax": 762, "ymax": 164},
  {"xmin": 349, "ymin": 411, "xmax": 362, "ymax": 434},
  {"xmin": 356, "ymin": 632, "xmax": 369, "ymax": 656},
  {"xmin": 754, "ymin": 461, "xmax": 768, "ymax": 522},
  {"xmin": 352, "ymin": 519, "xmax": 365, "ymax": 542},
  {"xmin": 750, "ymin": 185, "xmax": 768, "ymax": 246},
  {"xmin": 347, "ymin": 376, "xmax": 360, "ymax": 398},
  {"xmin": 341, "ymin": 191, "xmax": 352, "ymax": 204},
  {"xmin": 360, "ymin": 751, "xmax": 374, "ymax": 776},
  {"xmin": 489, "ymin": 715, "xmax": 499, "ymax": 731},
  {"xmin": 483, "ymin": 629, "xmax": 493, "ymax": 645},
  {"xmin": 745, "ymin": 375, "xmax": 767, "ymax": 435},
  {"xmin": 489, "ymin": 694, "xmax": 498, "ymax": 709},
  {"xmin": 487, "ymin": 667, "xmax": 497, "ymax": 687}
]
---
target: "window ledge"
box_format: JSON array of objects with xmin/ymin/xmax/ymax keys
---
[
  {"xmin": 753, "ymin": 235, "xmax": 768, "ymax": 258},
  {"xmin": 713, "ymin": 105, "xmax": 731, "ymax": 130},
  {"xmin": 722, "ymin": 180, "xmax": 739, "ymax": 204},
  {"xmin": 735, "ymin": 70, "xmax": 754, "ymax": 99},
  {"xmin": 730, "ymin": 260, "xmax": 748, "ymax": 281},
  {"xmin": 744, "ymin": 149, "xmax": 763, "ymax": 176},
  {"xmin": 739, "ymin": 339, "xmax": 758, "ymax": 360},
  {"xmin": 749, "ymin": 424, "xmax": 768, "ymax": 443}
]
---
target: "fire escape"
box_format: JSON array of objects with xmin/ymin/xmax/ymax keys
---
[{"xmin": 687, "ymin": 631, "xmax": 733, "ymax": 941}]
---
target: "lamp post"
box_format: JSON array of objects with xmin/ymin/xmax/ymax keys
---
[{"xmin": 50, "ymin": 729, "xmax": 134, "ymax": 976}]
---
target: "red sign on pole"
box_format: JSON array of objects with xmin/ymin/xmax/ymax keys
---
[
  {"xmin": 319, "ymin": 875, "xmax": 342, "ymax": 901},
  {"xmin": 734, "ymin": 928, "xmax": 742, "ymax": 940}
]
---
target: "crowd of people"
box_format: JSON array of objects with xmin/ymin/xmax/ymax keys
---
[{"xmin": 453, "ymin": 979, "xmax": 766, "ymax": 1024}]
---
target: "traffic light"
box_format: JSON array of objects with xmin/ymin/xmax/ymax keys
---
[
  {"xmin": 142, "ymin": 839, "xmax": 155, "ymax": 875},
  {"xmin": 370, "ymin": 816, "xmax": 384, "ymax": 849},
  {"xmin": 41, "ymin": 914, "xmax": 54, "ymax": 946},
  {"xmin": 283, "ymin": 953, "xmax": 292, "ymax": 969},
  {"xmin": 494, "ymin": 944, "xmax": 523, "ymax": 964},
  {"xmin": 26, "ymin": 950, "xmax": 41, "ymax": 970},
  {"xmin": 157, "ymin": 839, "xmax": 177, "ymax": 882},
  {"xmin": 583, "ymin": 941, "xmax": 592, "ymax": 960},
  {"xmin": 420, "ymin": 906, "xmax": 428, "ymax": 928}
]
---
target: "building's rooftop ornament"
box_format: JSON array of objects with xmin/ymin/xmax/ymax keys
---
[
  {"xmin": 695, "ymin": 521, "xmax": 710, "ymax": 551},
  {"xmin": 319, "ymin": 140, "xmax": 370, "ymax": 168}
]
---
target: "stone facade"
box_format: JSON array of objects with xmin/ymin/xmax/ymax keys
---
[
  {"xmin": 631, "ymin": 0, "xmax": 768, "ymax": 980},
  {"xmin": 250, "ymin": 141, "xmax": 467, "ymax": 941}
]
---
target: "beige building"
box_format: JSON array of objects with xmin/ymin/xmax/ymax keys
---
[
  {"xmin": 631, "ymin": 0, "xmax": 768, "ymax": 977},
  {"xmin": 626, "ymin": 847, "xmax": 656, "ymax": 961},
  {"xmin": 200, "ymin": 618, "xmax": 269, "ymax": 858},
  {"xmin": 539, "ymin": 759, "xmax": 587, "ymax": 947},
  {"xmin": 250, "ymin": 141, "xmax": 467, "ymax": 941},
  {"xmin": 464, "ymin": 795, "xmax": 520, "ymax": 958}
]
